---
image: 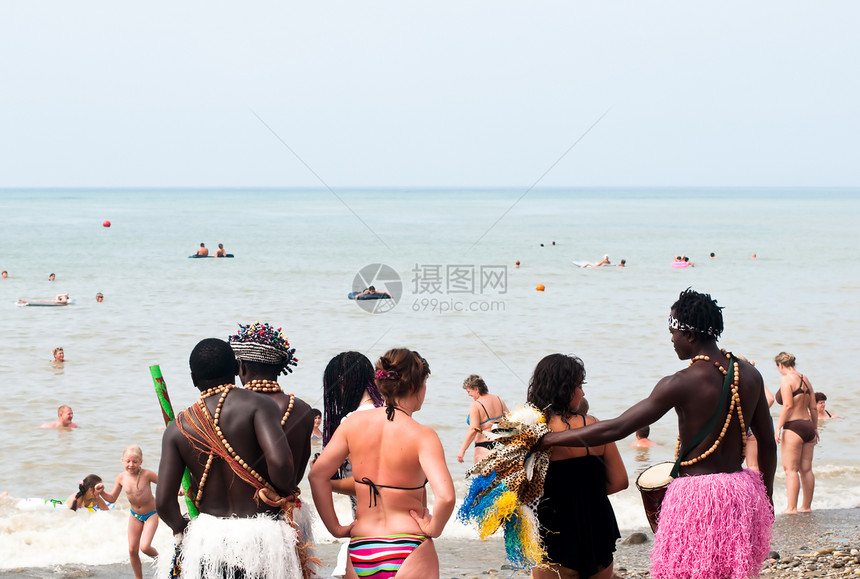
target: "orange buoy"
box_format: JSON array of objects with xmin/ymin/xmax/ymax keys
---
[
  {"xmin": 536, "ymin": 284, "xmax": 545, "ymax": 291},
  {"xmin": 102, "ymin": 220, "xmax": 111, "ymax": 228}
]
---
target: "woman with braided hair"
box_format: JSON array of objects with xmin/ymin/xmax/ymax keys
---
[
  {"xmin": 310, "ymin": 348, "xmax": 455, "ymax": 578},
  {"xmin": 319, "ymin": 351, "xmax": 384, "ymax": 578},
  {"xmin": 528, "ymin": 354, "xmax": 627, "ymax": 579},
  {"xmin": 323, "ymin": 352, "xmax": 384, "ymax": 447}
]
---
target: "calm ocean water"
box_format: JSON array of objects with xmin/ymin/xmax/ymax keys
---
[{"xmin": 1, "ymin": 188, "xmax": 859, "ymax": 568}]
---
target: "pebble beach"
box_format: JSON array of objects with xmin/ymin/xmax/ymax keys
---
[{"xmin": 1, "ymin": 509, "xmax": 858, "ymax": 578}]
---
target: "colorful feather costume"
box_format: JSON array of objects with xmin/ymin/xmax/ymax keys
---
[{"xmin": 457, "ymin": 405, "xmax": 551, "ymax": 569}]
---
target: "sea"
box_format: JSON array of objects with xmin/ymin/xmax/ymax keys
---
[{"xmin": 1, "ymin": 188, "xmax": 858, "ymax": 570}]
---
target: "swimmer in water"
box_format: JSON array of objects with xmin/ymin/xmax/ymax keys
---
[
  {"xmin": 41, "ymin": 404, "xmax": 77, "ymax": 428},
  {"xmin": 66, "ymin": 474, "xmax": 108, "ymax": 511}
]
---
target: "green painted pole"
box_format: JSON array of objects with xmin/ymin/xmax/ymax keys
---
[{"xmin": 150, "ymin": 364, "xmax": 199, "ymax": 518}]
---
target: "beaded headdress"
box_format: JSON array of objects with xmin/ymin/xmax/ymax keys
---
[
  {"xmin": 668, "ymin": 315, "xmax": 720, "ymax": 338},
  {"xmin": 229, "ymin": 322, "xmax": 298, "ymax": 375}
]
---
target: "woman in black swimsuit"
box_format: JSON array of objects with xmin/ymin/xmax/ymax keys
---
[
  {"xmin": 527, "ymin": 354, "xmax": 628, "ymax": 579},
  {"xmin": 774, "ymin": 351, "xmax": 819, "ymax": 514}
]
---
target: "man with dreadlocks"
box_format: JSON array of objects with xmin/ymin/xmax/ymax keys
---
[
  {"xmin": 156, "ymin": 338, "xmax": 309, "ymax": 579},
  {"xmin": 229, "ymin": 322, "xmax": 315, "ymax": 486},
  {"xmin": 537, "ymin": 288, "xmax": 776, "ymax": 579}
]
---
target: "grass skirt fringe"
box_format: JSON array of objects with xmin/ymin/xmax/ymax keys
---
[
  {"xmin": 651, "ymin": 469, "xmax": 773, "ymax": 579},
  {"xmin": 167, "ymin": 513, "xmax": 303, "ymax": 579}
]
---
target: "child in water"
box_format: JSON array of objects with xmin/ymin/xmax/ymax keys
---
[
  {"xmin": 101, "ymin": 445, "xmax": 159, "ymax": 579},
  {"xmin": 65, "ymin": 474, "xmax": 109, "ymax": 511}
]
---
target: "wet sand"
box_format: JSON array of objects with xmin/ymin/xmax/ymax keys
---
[{"xmin": 1, "ymin": 509, "xmax": 858, "ymax": 578}]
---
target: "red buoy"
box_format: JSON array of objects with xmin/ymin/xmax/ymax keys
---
[{"xmin": 102, "ymin": 220, "xmax": 111, "ymax": 228}]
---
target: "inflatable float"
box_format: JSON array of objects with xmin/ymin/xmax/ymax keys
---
[
  {"xmin": 16, "ymin": 299, "xmax": 75, "ymax": 307},
  {"xmin": 188, "ymin": 254, "xmax": 234, "ymax": 258},
  {"xmin": 16, "ymin": 498, "xmax": 114, "ymax": 512},
  {"xmin": 671, "ymin": 261, "xmax": 691, "ymax": 268},
  {"xmin": 348, "ymin": 291, "xmax": 391, "ymax": 300}
]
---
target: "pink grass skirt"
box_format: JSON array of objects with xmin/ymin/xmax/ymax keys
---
[{"xmin": 651, "ymin": 469, "xmax": 773, "ymax": 579}]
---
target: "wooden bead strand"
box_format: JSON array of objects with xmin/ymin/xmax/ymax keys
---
[
  {"xmin": 195, "ymin": 384, "xmax": 235, "ymax": 506},
  {"xmin": 246, "ymin": 379, "xmax": 282, "ymax": 393},
  {"xmin": 675, "ymin": 356, "xmax": 746, "ymax": 466},
  {"xmin": 193, "ymin": 384, "xmax": 280, "ymax": 506},
  {"xmin": 245, "ymin": 380, "xmax": 295, "ymax": 426}
]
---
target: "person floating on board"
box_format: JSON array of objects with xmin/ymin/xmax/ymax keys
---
[
  {"xmin": 196, "ymin": 243, "xmax": 208, "ymax": 256},
  {"xmin": 354, "ymin": 285, "xmax": 390, "ymax": 299},
  {"xmin": 580, "ymin": 255, "xmax": 610, "ymax": 268},
  {"xmin": 18, "ymin": 294, "xmax": 69, "ymax": 305}
]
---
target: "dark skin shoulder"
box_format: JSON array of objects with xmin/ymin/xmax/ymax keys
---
[
  {"xmin": 236, "ymin": 361, "xmax": 316, "ymax": 486},
  {"xmin": 267, "ymin": 392, "xmax": 315, "ymax": 485},
  {"xmin": 538, "ymin": 345, "xmax": 775, "ymax": 500},
  {"xmin": 156, "ymin": 388, "xmax": 295, "ymax": 534}
]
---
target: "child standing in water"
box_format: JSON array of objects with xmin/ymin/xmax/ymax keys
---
[
  {"xmin": 101, "ymin": 445, "xmax": 159, "ymax": 579},
  {"xmin": 65, "ymin": 474, "xmax": 109, "ymax": 511}
]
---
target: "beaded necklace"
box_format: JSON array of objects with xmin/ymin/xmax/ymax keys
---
[
  {"xmin": 193, "ymin": 384, "xmax": 278, "ymax": 507},
  {"xmin": 246, "ymin": 379, "xmax": 282, "ymax": 393},
  {"xmin": 246, "ymin": 380, "xmax": 295, "ymax": 426},
  {"xmin": 674, "ymin": 351, "xmax": 746, "ymax": 466}
]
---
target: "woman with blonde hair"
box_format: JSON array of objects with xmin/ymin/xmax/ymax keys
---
[
  {"xmin": 774, "ymin": 351, "xmax": 818, "ymax": 513},
  {"xmin": 457, "ymin": 374, "xmax": 509, "ymax": 464},
  {"xmin": 310, "ymin": 348, "xmax": 455, "ymax": 578}
]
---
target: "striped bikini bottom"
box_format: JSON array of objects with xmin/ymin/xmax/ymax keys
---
[{"xmin": 348, "ymin": 534, "xmax": 427, "ymax": 578}]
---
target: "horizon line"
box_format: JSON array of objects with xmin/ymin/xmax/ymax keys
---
[{"xmin": 2, "ymin": 185, "xmax": 858, "ymax": 193}]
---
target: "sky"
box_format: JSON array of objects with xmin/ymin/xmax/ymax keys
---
[{"xmin": 2, "ymin": 2, "xmax": 858, "ymax": 188}]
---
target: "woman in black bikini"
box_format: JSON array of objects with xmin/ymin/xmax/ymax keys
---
[
  {"xmin": 528, "ymin": 354, "xmax": 628, "ymax": 579},
  {"xmin": 456, "ymin": 374, "xmax": 509, "ymax": 463},
  {"xmin": 774, "ymin": 351, "xmax": 819, "ymax": 514}
]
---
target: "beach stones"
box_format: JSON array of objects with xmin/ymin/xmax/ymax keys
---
[
  {"xmin": 762, "ymin": 542, "xmax": 860, "ymax": 576},
  {"xmin": 622, "ymin": 532, "xmax": 649, "ymax": 545}
]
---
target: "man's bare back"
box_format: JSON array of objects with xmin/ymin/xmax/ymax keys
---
[{"xmin": 160, "ymin": 388, "xmax": 293, "ymax": 524}]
